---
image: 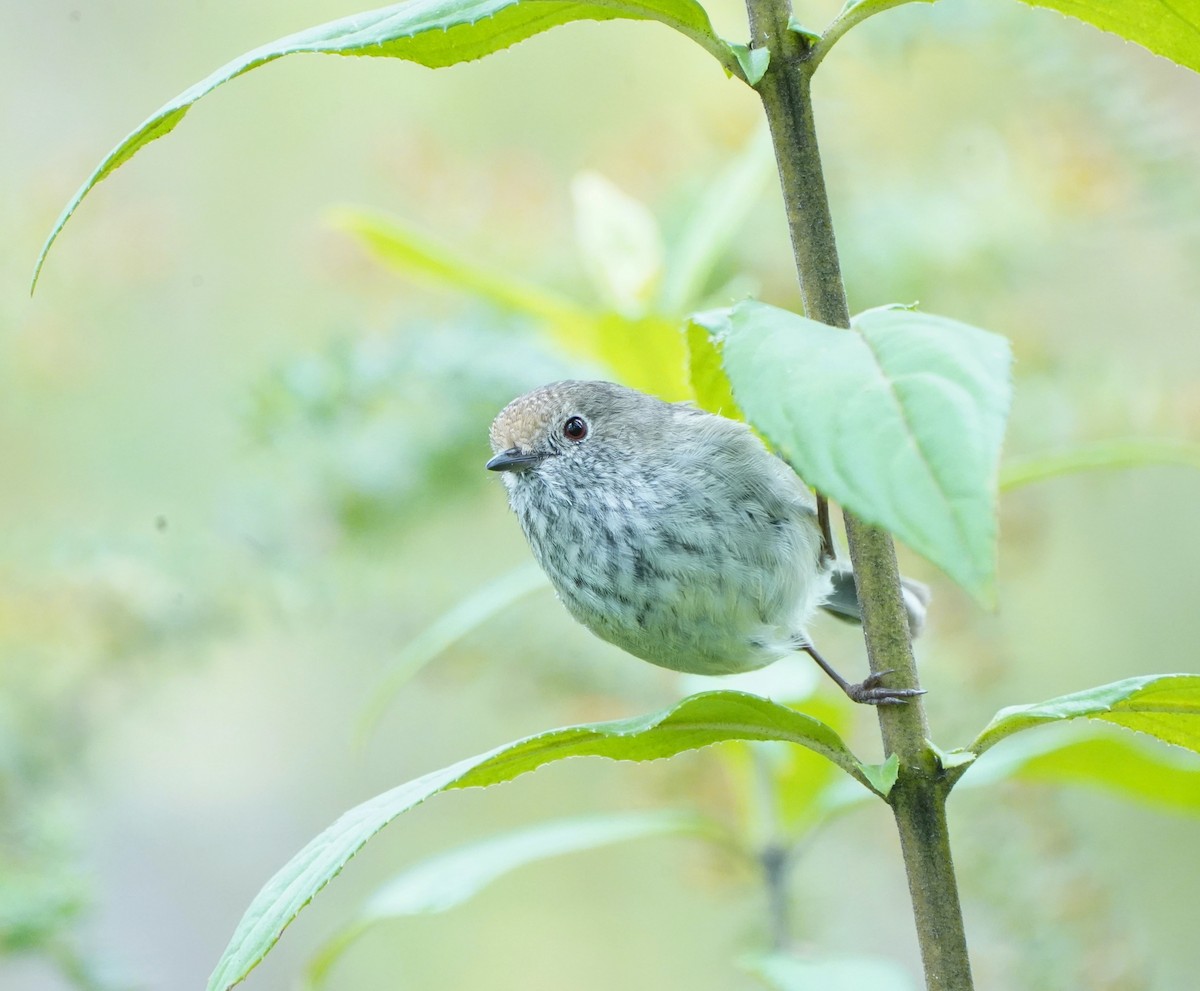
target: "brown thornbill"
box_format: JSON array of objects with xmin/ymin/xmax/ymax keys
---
[{"xmin": 487, "ymin": 380, "xmax": 928, "ymax": 704}]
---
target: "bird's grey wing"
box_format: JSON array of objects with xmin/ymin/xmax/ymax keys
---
[{"xmin": 819, "ymin": 562, "xmax": 932, "ymax": 638}]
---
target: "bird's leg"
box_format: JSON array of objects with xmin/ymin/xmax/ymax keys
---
[
  {"xmin": 816, "ymin": 494, "xmax": 835, "ymax": 564},
  {"xmin": 799, "ymin": 642, "xmax": 925, "ymax": 706}
]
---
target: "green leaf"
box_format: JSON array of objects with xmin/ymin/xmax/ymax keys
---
[
  {"xmin": 968, "ymin": 674, "xmax": 1200, "ymax": 758},
  {"xmin": 955, "ymin": 730, "xmax": 1200, "ymax": 814},
  {"xmin": 786, "ymin": 16, "xmax": 823, "ymax": 45},
  {"xmin": 719, "ymin": 698, "xmax": 850, "ymax": 838},
  {"xmin": 333, "ymin": 208, "xmax": 592, "ymax": 328},
  {"xmin": 1015, "ymin": 0, "xmax": 1200, "ymax": 76},
  {"xmin": 928, "ymin": 739, "xmax": 976, "ymax": 770},
  {"xmin": 744, "ymin": 951, "xmax": 918, "ymax": 991},
  {"xmin": 592, "ymin": 312, "xmax": 692, "ymax": 400},
  {"xmin": 1001, "ymin": 437, "xmax": 1200, "ymax": 491},
  {"xmin": 356, "ymin": 563, "xmax": 550, "ymax": 744},
  {"xmin": 336, "ymin": 207, "xmax": 691, "ymax": 398},
  {"xmin": 730, "ymin": 43, "xmax": 771, "ymax": 85},
  {"xmin": 306, "ymin": 811, "xmax": 713, "ymax": 985},
  {"xmin": 686, "ymin": 320, "xmax": 743, "ymax": 417},
  {"xmin": 208, "ymin": 691, "xmax": 877, "ymax": 991},
  {"xmin": 859, "ymin": 753, "xmax": 901, "ymax": 796},
  {"xmin": 698, "ymin": 300, "xmax": 1012, "ymax": 603},
  {"xmin": 571, "ymin": 172, "xmax": 665, "ymax": 317},
  {"xmin": 32, "ymin": 0, "xmax": 738, "ymax": 290}
]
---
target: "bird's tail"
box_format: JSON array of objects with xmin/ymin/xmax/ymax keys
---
[{"xmin": 819, "ymin": 563, "xmax": 931, "ymax": 638}]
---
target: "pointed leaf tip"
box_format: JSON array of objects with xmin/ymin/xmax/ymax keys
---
[{"xmin": 35, "ymin": 0, "xmax": 737, "ymax": 286}]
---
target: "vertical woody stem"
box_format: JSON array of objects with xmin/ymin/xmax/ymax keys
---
[{"xmin": 740, "ymin": 2, "xmax": 974, "ymax": 987}]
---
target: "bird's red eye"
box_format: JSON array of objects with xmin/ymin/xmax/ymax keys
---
[{"xmin": 563, "ymin": 416, "xmax": 588, "ymax": 441}]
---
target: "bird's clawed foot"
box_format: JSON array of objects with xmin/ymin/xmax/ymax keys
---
[{"xmin": 844, "ymin": 669, "xmax": 926, "ymax": 706}]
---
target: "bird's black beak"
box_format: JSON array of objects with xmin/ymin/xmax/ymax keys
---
[{"xmin": 486, "ymin": 447, "xmax": 543, "ymax": 473}]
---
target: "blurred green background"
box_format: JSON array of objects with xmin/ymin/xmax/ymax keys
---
[{"xmin": 4, "ymin": 0, "xmax": 1200, "ymax": 989}]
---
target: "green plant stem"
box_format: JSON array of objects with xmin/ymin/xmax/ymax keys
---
[{"xmin": 742, "ymin": 0, "xmax": 973, "ymax": 986}]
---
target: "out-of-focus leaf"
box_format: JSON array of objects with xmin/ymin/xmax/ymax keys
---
[
  {"xmin": 1015, "ymin": 0, "xmax": 1200, "ymax": 76},
  {"xmin": 967, "ymin": 674, "xmax": 1200, "ymax": 758},
  {"xmin": 306, "ymin": 811, "xmax": 715, "ymax": 986},
  {"xmin": 744, "ymin": 951, "xmax": 918, "ymax": 991},
  {"xmin": 333, "ymin": 208, "xmax": 591, "ymax": 327},
  {"xmin": 660, "ymin": 127, "xmax": 774, "ymax": 313},
  {"xmin": 208, "ymin": 691, "xmax": 879, "ymax": 991},
  {"xmin": 356, "ymin": 563, "xmax": 550, "ymax": 744},
  {"xmin": 593, "ymin": 313, "xmax": 691, "ymax": 400},
  {"xmin": 1000, "ymin": 438, "xmax": 1200, "ymax": 491},
  {"xmin": 954, "ymin": 730, "xmax": 1200, "ymax": 814},
  {"xmin": 571, "ymin": 173, "xmax": 665, "ymax": 317},
  {"xmin": 333, "ymin": 207, "xmax": 602, "ymax": 367},
  {"xmin": 337, "ymin": 208, "xmax": 690, "ymax": 397},
  {"xmin": 697, "ymin": 300, "xmax": 1012, "ymax": 603},
  {"xmin": 716, "ymin": 697, "xmax": 846, "ymax": 842},
  {"xmin": 33, "ymin": 0, "xmax": 740, "ymax": 289},
  {"xmin": 772, "ymin": 698, "xmax": 847, "ymax": 829},
  {"xmin": 686, "ymin": 320, "xmax": 743, "ymax": 417}
]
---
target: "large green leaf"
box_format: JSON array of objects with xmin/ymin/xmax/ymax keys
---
[
  {"xmin": 967, "ymin": 674, "xmax": 1200, "ymax": 758},
  {"xmin": 207, "ymin": 691, "xmax": 882, "ymax": 991},
  {"xmin": 333, "ymin": 208, "xmax": 592, "ymax": 329},
  {"xmin": 1017, "ymin": 0, "xmax": 1200, "ymax": 75},
  {"xmin": 697, "ymin": 301, "xmax": 1012, "ymax": 602},
  {"xmin": 806, "ymin": 0, "xmax": 1200, "ymax": 76},
  {"xmin": 32, "ymin": 0, "xmax": 738, "ymax": 290},
  {"xmin": 306, "ymin": 811, "xmax": 714, "ymax": 986}
]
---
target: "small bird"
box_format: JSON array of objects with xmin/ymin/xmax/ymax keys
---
[{"xmin": 487, "ymin": 380, "xmax": 926, "ymax": 705}]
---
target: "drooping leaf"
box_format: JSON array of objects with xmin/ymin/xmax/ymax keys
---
[
  {"xmin": 336, "ymin": 207, "xmax": 690, "ymax": 397},
  {"xmin": 697, "ymin": 300, "xmax": 1012, "ymax": 602},
  {"xmin": 744, "ymin": 951, "xmax": 918, "ymax": 991},
  {"xmin": 356, "ymin": 563, "xmax": 550, "ymax": 744},
  {"xmin": 208, "ymin": 691, "xmax": 879, "ymax": 991},
  {"xmin": 32, "ymin": 0, "xmax": 739, "ymax": 289},
  {"xmin": 1015, "ymin": 0, "xmax": 1200, "ymax": 76},
  {"xmin": 967, "ymin": 674, "xmax": 1200, "ymax": 758},
  {"xmin": 953, "ymin": 729, "xmax": 1200, "ymax": 814},
  {"xmin": 571, "ymin": 173, "xmax": 665, "ymax": 317},
  {"xmin": 306, "ymin": 811, "xmax": 715, "ymax": 986},
  {"xmin": 1001, "ymin": 437, "xmax": 1200, "ymax": 491},
  {"xmin": 333, "ymin": 208, "xmax": 592, "ymax": 328}
]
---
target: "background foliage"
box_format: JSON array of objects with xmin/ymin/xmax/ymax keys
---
[{"xmin": 5, "ymin": 0, "xmax": 1200, "ymax": 989}]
